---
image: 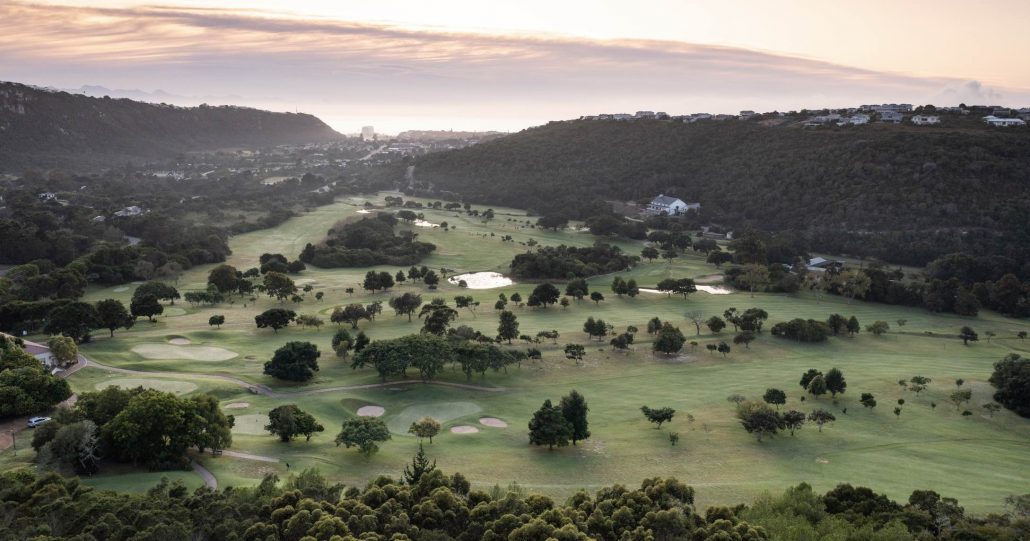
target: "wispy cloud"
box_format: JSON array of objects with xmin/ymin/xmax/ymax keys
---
[{"xmin": 2, "ymin": 2, "xmax": 1027, "ymax": 131}]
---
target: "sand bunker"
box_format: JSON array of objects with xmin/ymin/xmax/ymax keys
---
[
  {"xmin": 113, "ymin": 286, "xmax": 129, "ymax": 292},
  {"xmin": 356, "ymin": 209, "xmax": 371, "ymax": 214},
  {"xmin": 232, "ymin": 414, "xmax": 270, "ymax": 435},
  {"xmin": 413, "ymin": 219, "xmax": 439, "ymax": 228},
  {"xmin": 447, "ymin": 272, "xmax": 514, "ymax": 289},
  {"xmin": 97, "ymin": 377, "xmax": 197, "ymax": 395},
  {"xmin": 357, "ymin": 406, "xmax": 385, "ymax": 417},
  {"xmin": 131, "ymin": 343, "xmax": 238, "ymax": 361},
  {"xmin": 450, "ymin": 425, "xmax": 479, "ymax": 434},
  {"xmin": 168, "ymin": 337, "xmax": 191, "ymax": 345},
  {"xmin": 479, "ymin": 417, "xmax": 508, "ymax": 428},
  {"xmin": 639, "ymin": 286, "xmax": 732, "ymax": 295},
  {"xmin": 225, "ymin": 402, "xmax": 250, "ymax": 409}
]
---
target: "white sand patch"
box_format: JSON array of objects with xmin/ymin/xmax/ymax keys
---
[
  {"xmin": 356, "ymin": 209, "xmax": 371, "ymax": 214},
  {"xmin": 413, "ymin": 219, "xmax": 439, "ymax": 228},
  {"xmin": 113, "ymin": 286, "xmax": 129, "ymax": 292},
  {"xmin": 131, "ymin": 343, "xmax": 238, "ymax": 361},
  {"xmin": 450, "ymin": 425, "xmax": 479, "ymax": 434},
  {"xmin": 479, "ymin": 417, "xmax": 508, "ymax": 428},
  {"xmin": 168, "ymin": 338, "xmax": 191, "ymax": 345},
  {"xmin": 357, "ymin": 406, "xmax": 385, "ymax": 417},
  {"xmin": 639, "ymin": 286, "xmax": 732, "ymax": 295},
  {"xmin": 447, "ymin": 272, "xmax": 514, "ymax": 289},
  {"xmin": 225, "ymin": 402, "xmax": 250, "ymax": 409}
]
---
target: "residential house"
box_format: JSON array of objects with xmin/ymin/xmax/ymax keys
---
[
  {"xmin": 0, "ymin": 332, "xmax": 59, "ymax": 370},
  {"xmin": 983, "ymin": 115, "xmax": 1026, "ymax": 127},
  {"xmin": 806, "ymin": 257, "xmax": 844, "ymax": 272},
  {"xmin": 634, "ymin": 111, "xmax": 656, "ymax": 119},
  {"xmin": 646, "ymin": 194, "xmax": 700, "ymax": 215},
  {"xmin": 739, "ymin": 110, "xmax": 756, "ymax": 119},
  {"xmin": 910, "ymin": 115, "xmax": 940, "ymax": 125},
  {"xmin": 879, "ymin": 111, "xmax": 905, "ymax": 123},
  {"xmin": 114, "ymin": 205, "xmax": 145, "ymax": 217}
]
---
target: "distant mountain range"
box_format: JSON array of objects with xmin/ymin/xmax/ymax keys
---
[{"xmin": 0, "ymin": 81, "xmax": 343, "ymax": 171}]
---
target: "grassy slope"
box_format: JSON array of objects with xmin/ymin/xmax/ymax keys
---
[{"xmin": 26, "ymin": 194, "xmax": 1029, "ymax": 512}]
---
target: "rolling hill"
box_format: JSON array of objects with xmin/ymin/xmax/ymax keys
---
[
  {"xmin": 0, "ymin": 82, "xmax": 343, "ymax": 170},
  {"xmin": 411, "ymin": 115, "xmax": 1030, "ymax": 265}
]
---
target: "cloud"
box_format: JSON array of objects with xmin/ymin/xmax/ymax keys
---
[
  {"xmin": 925, "ymin": 80, "xmax": 1005, "ymax": 107},
  {"xmin": 2, "ymin": 2, "xmax": 1028, "ymax": 131}
]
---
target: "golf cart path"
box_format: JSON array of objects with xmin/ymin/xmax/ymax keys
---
[
  {"xmin": 82, "ymin": 358, "xmax": 506, "ymax": 396},
  {"xmin": 191, "ymin": 460, "xmax": 217, "ymax": 489}
]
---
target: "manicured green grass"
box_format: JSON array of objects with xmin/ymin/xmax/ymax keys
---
[{"xmin": 25, "ymin": 193, "xmax": 1029, "ymax": 511}]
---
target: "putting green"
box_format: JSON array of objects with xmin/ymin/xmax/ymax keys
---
[
  {"xmin": 96, "ymin": 378, "xmax": 197, "ymax": 395},
  {"xmin": 232, "ymin": 413, "xmax": 270, "ymax": 435},
  {"xmin": 163, "ymin": 307, "xmax": 187, "ymax": 316},
  {"xmin": 386, "ymin": 401, "xmax": 482, "ymax": 434},
  {"xmin": 131, "ymin": 343, "xmax": 237, "ymax": 361}
]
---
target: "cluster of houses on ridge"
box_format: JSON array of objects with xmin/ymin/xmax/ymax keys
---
[{"xmin": 581, "ymin": 104, "xmax": 1029, "ymax": 127}]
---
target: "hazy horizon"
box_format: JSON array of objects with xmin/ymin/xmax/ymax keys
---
[{"xmin": 4, "ymin": 1, "xmax": 1030, "ymax": 133}]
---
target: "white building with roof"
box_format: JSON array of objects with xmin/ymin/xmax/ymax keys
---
[
  {"xmin": 983, "ymin": 115, "xmax": 1026, "ymax": 127},
  {"xmin": 646, "ymin": 194, "xmax": 700, "ymax": 215},
  {"xmin": 911, "ymin": 115, "xmax": 940, "ymax": 125}
]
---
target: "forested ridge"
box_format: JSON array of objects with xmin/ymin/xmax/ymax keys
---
[
  {"xmin": 412, "ymin": 118, "xmax": 1030, "ymax": 265},
  {"xmin": 0, "ymin": 82, "xmax": 343, "ymax": 170}
]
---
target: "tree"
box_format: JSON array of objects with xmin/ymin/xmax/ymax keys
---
[
  {"xmin": 653, "ymin": 323, "xmax": 686, "ymax": 355},
  {"xmin": 255, "ymin": 308, "xmax": 296, "ymax": 333},
  {"xmin": 95, "ymin": 299, "xmax": 133, "ymax": 337},
  {"xmin": 959, "ymin": 326, "xmax": 978, "ymax": 345},
  {"xmin": 736, "ymin": 401, "xmax": 784, "ymax": 441},
  {"xmin": 420, "ymin": 302, "xmax": 458, "ymax": 335},
  {"xmin": 389, "ymin": 292, "xmax": 423, "ymax": 321},
  {"xmin": 331, "ymin": 328, "xmax": 353, "ymax": 358},
  {"xmin": 423, "ymin": 270, "xmax": 440, "ymax": 288},
  {"xmin": 332, "ymin": 304, "xmax": 369, "ymax": 329},
  {"xmin": 528, "ymin": 399, "xmax": 573, "ymax": 450},
  {"xmin": 265, "ymin": 404, "xmax": 324, "ymax": 442},
  {"xmin": 733, "ymin": 331, "xmax": 755, "ymax": 349},
  {"xmin": 207, "ymin": 264, "xmax": 241, "ymax": 294},
  {"xmin": 559, "ymin": 390, "xmax": 590, "ymax": 445},
  {"xmin": 264, "ymin": 341, "xmax": 320, "ymax": 381},
  {"xmin": 983, "ymin": 402, "xmax": 1002, "ymax": 417},
  {"xmin": 807, "ymin": 374, "xmax": 828, "ymax": 397},
  {"xmin": 209, "ymin": 314, "xmax": 225, "ymax": 329},
  {"xmin": 565, "ymin": 278, "xmax": 589, "ymax": 300},
  {"xmin": 762, "ymin": 388, "xmax": 786, "ymax": 409},
  {"xmin": 800, "ymin": 369, "xmax": 822, "ymax": 389},
  {"xmin": 403, "ymin": 444, "xmax": 437, "ymax": 485},
  {"xmin": 726, "ymin": 394, "xmax": 747, "ymax": 405},
  {"xmin": 531, "ymin": 283, "xmax": 561, "ymax": 307},
  {"xmin": 408, "ymin": 416, "xmax": 442, "ymax": 443},
  {"xmin": 782, "ymin": 410, "xmax": 806, "ymax": 436},
  {"xmin": 509, "ymin": 292, "xmax": 523, "ymax": 307},
  {"xmin": 988, "ymin": 354, "xmax": 1029, "ymax": 417},
  {"xmin": 706, "ymin": 316, "xmax": 726, "ymax": 333},
  {"xmin": 707, "ymin": 251, "xmax": 734, "ymax": 267},
  {"xmin": 335, "ymin": 417, "xmax": 391, "ymax": 456},
  {"xmin": 454, "ymin": 295, "xmax": 479, "ymax": 316},
  {"xmin": 537, "ymin": 215, "xmax": 569, "ymax": 230},
  {"xmin": 647, "ymin": 317, "xmax": 663, "ymax": 335},
  {"xmin": 104, "ymin": 389, "xmax": 196, "ymax": 468},
  {"xmin": 866, "ymin": 320, "xmax": 890, "ymax": 335},
  {"xmin": 808, "ymin": 409, "xmax": 836, "ymax": 432},
  {"xmin": 611, "ymin": 276, "xmax": 628, "ymax": 297},
  {"xmin": 626, "ymin": 279, "xmax": 639, "ymax": 298},
  {"xmin": 362, "ymin": 271, "xmax": 383, "ymax": 293},
  {"xmin": 909, "ymin": 376, "xmax": 931, "ymax": 396},
  {"xmin": 717, "ymin": 342, "xmax": 731, "ymax": 357},
  {"xmin": 497, "ymin": 310, "xmax": 520, "ymax": 344},
  {"xmin": 133, "ymin": 281, "xmax": 180, "ymax": 305},
  {"xmin": 295, "ymin": 314, "xmax": 324, "ymax": 330},
  {"xmin": 686, "ymin": 310, "xmax": 705, "ymax": 336},
  {"xmin": 641, "ymin": 405, "xmax": 675, "ymax": 429},
  {"xmin": 589, "ymin": 291, "xmax": 605, "ymax": 305},
  {"xmin": 740, "ymin": 264, "xmax": 770, "ymax": 297},
  {"xmin": 263, "ymin": 272, "xmax": 297, "ymax": 302},
  {"xmin": 949, "ymin": 389, "xmax": 972, "ymax": 411},
  {"xmin": 739, "ymin": 308, "xmax": 768, "ymax": 333},
  {"xmin": 860, "ymin": 393, "xmax": 877, "ymax": 409},
  {"xmin": 395, "ymin": 270, "xmax": 407, "ymax": 285},
  {"xmin": 641, "ymin": 246, "xmax": 660, "ymax": 262},
  {"xmin": 46, "ymin": 301, "xmax": 101, "ymax": 341},
  {"xmin": 836, "ymin": 269, "xmax": 871, "ymax": 304},
  {"xmin": 846, "ymin": 316, "xmax": 861, "ymax": 336},
  {"xmin": 563, "ymin": 344, "xmax": 585, "ymax": 364},
  {"xmin": 824, "ymin": 368, "xmax": 847, "ymax": 397},
  {"xmin": 46, "ymin": 335, "xmax": 78, "ymax": 368}
]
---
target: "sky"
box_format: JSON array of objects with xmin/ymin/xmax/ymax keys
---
[{"xmin": 2, "ymin": 0, "xmax": 1029, "ymax": 133}]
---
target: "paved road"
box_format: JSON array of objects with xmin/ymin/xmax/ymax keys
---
[{"xmin": 191, "ymin": 460, "xmax": 217, "ymax": 489}]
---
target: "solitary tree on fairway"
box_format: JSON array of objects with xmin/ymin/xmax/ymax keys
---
[
  {"xmin": 706, "ymin": 316, "xmax": 726, "ymax": 333},
  {"xmin": 949, "ymin": 389, "xmax": 972, "ymax": 411},
  {"xmin": 959, "ymin": 326, "xmax": 978, "ymax": 345},
  {"xmin": 255, "ymin": 308, "xmax": 296, "ymax": 333},
  {"xmin": 408, "ymin": 416, "xmax": 442, "ymax": 443},
  {"xmin": 808, "ymin": 409, "xmax": 836, "ymax": 432},
  {"xmin": 909, "ymin": 376, "xmax": 931, "ymax": 396},
  {"xmin": 531, "ymin": 283, "xmax": 561, "ymax": 307},
  {"xmin": 208, "ymin": 315, "xmax": 225, "ymax": 329},
  {"xmin": 590, "ymin": 291, "xmax": 605, "ymax": 305},
  {"xmin": 733, "ymin": 331, "xmax": 755, "ymax": 349},
  {"xmin": 800, "ymin": 369, "xmax": 822, "ymax": 389},
  {"xmin": 641, "ymin": 246, "xmax": 659, "ymax": 262},
  {"xmin": 263, "ymin": 272, "xmax": 297, "ymax": 302},
  {"xmin": 782, "ymin": 410, "xmax": 806, "ymax": 436},
  {"xmin": 983, "ymin": 402, "xmax": 1001, "ymax": 417},
  {"xmin": 563, "ymin": 344, "xmax": 585, "ymax": 364},
  {"xmin": 717, "ymin": 342, "xmax": 731, "ymax": 357},
  {"xmin": 565, "ymin": 279, "xmax": 589, "ymax": 300},
  {"xmin": 264, "ymin": 341, "xmax": 320, "ymax": 381},
  {"xmin": 560, "ymin": 390, "xmax": 590, "ymax": 445},
  {"xmin": 528, "ymin": 399, "xmax": 573, "ymax": 450},
  {"xmin": 95, "ymin": 298, "xmax": 134, "ymax": 337},
  {"xmin": 736, "ymin": 401, "xmax": 784, "ymax": 441},
  {"xmin": 497, "ymin": 311, "xmax": 520, "ymax": 344},
  {"xmin": 332, "ymin": 304, "xmax": 369, "ymax": 329},
  {"xmin": 641, "ymin": 406, "xmax": 675, "ymax": 429},
  {"xmin": 389, "ymin": 293, "xmax": 423, "ymax": 321},
  {"xmin": 686, "ymin": 311, "xmax": 705, "ymax": 335},
  {"xmin": 860, "ymin": 393, "xmax": 877, "ymax": 408},
  {"xmin": 763, "ymin": 388, "xmax": 786, "ymax": 409},
  {"xmin": 866, "ymin": 321, "xmax": 890, "ymax": 335},
  {"xmin": 653, "ymin": 323, "xmax": 686, "ymax": 355},
  {"xmin": 807, "ymin": 374, "xmax": 828, "ymax": 398},
  {"xmin": 265, "ymin": 404, "xmax": 324, "ymax": 442},
  {"xmin": 335, "ymin": 417, "xmax": 391, "ymax": 456},
  {"xmin": 646, "ymin": 317, "xmax": 663, "ymax": 335},
  {"xmin": 824, "ymin": 368, "xmax": 847, "ymax": 397},
  {"xmin": 130, "ymin": 294, "xmax": 163, "ymax": 323}
]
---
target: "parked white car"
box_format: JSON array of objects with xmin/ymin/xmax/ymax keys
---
[{"xmin": 27, "ymin": 416, "xmax": 51, "ymax": 428}]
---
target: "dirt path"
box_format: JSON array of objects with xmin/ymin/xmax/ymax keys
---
[{"xmin": 191, "ymin": 460, "xmax": 218, "ymax": 489}]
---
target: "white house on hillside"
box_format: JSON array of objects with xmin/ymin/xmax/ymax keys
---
[
  {"xmin": 983, "ymin": 115, "xmax": 1026, "ymax": 127},
  {"xmin": 911, "ymin": 115, "xmax": 940, "ymax": 125},
  {"xmin": 646, "ymin": 194, "xmax": 700, "ymax": 215}
]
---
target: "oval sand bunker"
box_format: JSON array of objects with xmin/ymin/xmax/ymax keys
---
[
  {"xmin": 224, "ymin": 402, "xmax": 250, "ymax": 409},
  {"xmin": 447, "ymin": 272, "xmax": 514, "ymax": 289},
  {"xmin": 479, "ymin": 417, "xmax": 508, "ymax": 428},
  {"xmin": 357, "ymin": 406, "xmax": 385, "ymax": 417},
  {"xmin": 450, "ymin": 425, "xmax": 479, "ymax": 434}
]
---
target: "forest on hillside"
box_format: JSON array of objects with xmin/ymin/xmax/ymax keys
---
[{"xmin": 412, "ymin": 118, "xmax": 1030, "ymax": 265}]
